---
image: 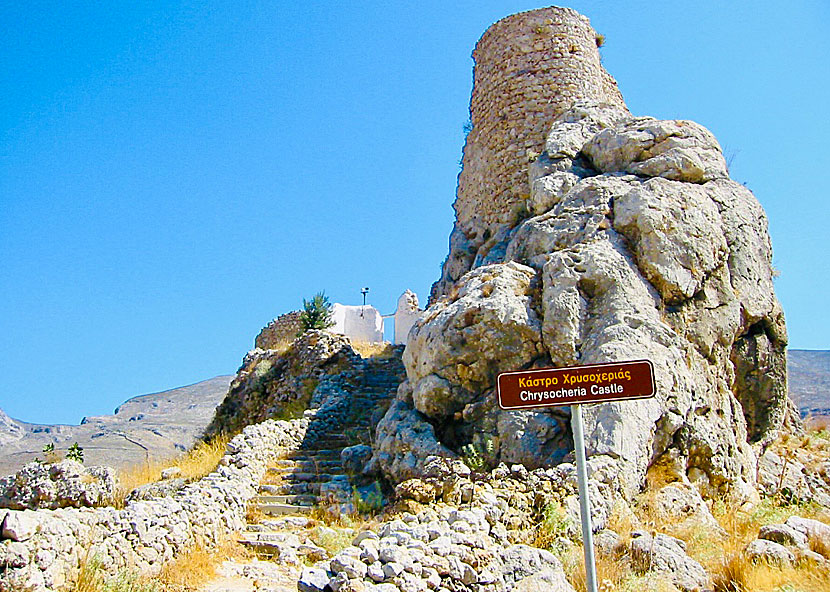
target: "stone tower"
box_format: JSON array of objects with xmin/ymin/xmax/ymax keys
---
[{"xmin": 433, "ymin": 6, "xmax": 626, "ymax": 301}]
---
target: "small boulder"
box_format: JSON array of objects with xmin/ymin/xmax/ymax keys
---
[
  {"xmin": 1, "ymin": 510, "xmax": 39, "ymax": 541},
  {"xmin": 630, "ymin": 530, "xmax": 708, "ymax": 592},
  {"xmin": 341, "ymin": 445, "xmax": 373, "ymax": 475},
  {"xmin": 745, "ymin": 539, "xmax": 795, "ymax": 566},
  {"xmin": 758, "ymin": 523, "xmax": 808, "ymax": 548},
  {"xmin": 298, "ymin": 566, "xmax": 331, "ymax": 592}
]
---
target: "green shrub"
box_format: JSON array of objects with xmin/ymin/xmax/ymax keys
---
[
  {"xmin": 67, "ymin": 442, "xmax": 84, "ymax": 463},
  {"xmin": 299, "ymin": 291, "xmax": 335, "ymax": 333},
  {"xmin": 461, "ymin": 436, "xmax": 496, "ymax": 473}
]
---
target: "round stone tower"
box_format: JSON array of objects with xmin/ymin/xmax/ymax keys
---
[{"xmin": 433, "ymin": 6, "xmax": 626, "ymax": 301}]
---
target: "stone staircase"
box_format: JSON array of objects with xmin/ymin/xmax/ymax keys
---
[{"xmin": 237, "ymin": 350, "xmax": 405, "ymax": 556}]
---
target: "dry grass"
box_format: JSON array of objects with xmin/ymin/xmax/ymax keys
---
[
  {"xmin": 561, "ymin": 546, "xmax": 677, "ymax": 592},
  {"xmin": 711, "ymin": 552, "xmax": 829, "ymax": 592},
  {"xmin": 75, "ymin": 538, "xmax": 248, "ymax": 592},
  {"xmin": 350, "ymin": 339, "xmax": 395, "ymax": 359},
  {"xmin": 112, "ymin": 435, "xmax": 231, "ymax": 508},
  {"xmin": 550, "ymin": 425, "xmax": 830, "ymax": 592}
]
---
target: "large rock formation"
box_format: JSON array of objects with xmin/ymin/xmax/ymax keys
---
[{"xmin": 377, "ymin": 6, "xmax": 788, "ymax": 501}]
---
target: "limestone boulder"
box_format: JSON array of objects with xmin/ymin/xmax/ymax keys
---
[
  {"xmin": 630, "ymin": 530, "xmax": 709, "ymax": 592},
  {"xmin": 745, "ymin": 538, "xmax": 795, "ymax": 566},
  {"xmin": 649, "ymin": 482, "xmax": 725, "ymax": 535},
  {"xmin": 613, "ymin": 177, "xmax": 728, "ymax": 303},
  {"xmin": 374, "ymin": 401, "xmax": 456, "ymax": 483},
  {"xmin": 404, "ymin": 262, "xmax": 543, "ymax": 410},
  {"xmin": 583, "ymin": 118, "xmax": 728, "ymax": 183}
]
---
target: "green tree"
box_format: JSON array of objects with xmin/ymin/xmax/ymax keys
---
[{"xmin": 299, "ymin": 291, "xmax": 334, "ymax": 333}]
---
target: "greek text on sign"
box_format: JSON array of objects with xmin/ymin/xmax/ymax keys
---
[{"xmin": 497, "ymin": 360, "xmax": 655, "ymax": 410}]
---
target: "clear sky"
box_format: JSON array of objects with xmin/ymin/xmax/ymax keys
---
[{"xmin": 2, "ymin": 1, "xmax": 828, "ymax": 425}]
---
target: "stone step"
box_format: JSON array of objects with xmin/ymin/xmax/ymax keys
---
[
  {"xmin": 271, "ymin": 459, "xmax": 343, "ymax": 471},
  {"xmin": 253, "ymin": 494, "xmax": 317, "ymax": 506},
  {"xmin": 290, "ymin": 448, "xmax": 345, "ymax": 457},
  {"xmin": 266, "ymin": 467, "xmax": 348, "ymax": 480},
  {"xmin": 255, "ymin": 502, "xmax": 313, "ymax": 516},
  {"xmin": 264, "ymin": 470, "xmax": 343, "ymax": 483},
  {"xmin": 260, "ymin": 481, "xmax": 323, "ymax": 496}
]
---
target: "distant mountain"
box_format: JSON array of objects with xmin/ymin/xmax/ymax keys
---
[
  {"xmin": 0, "ymin": 375, "xmax": 233, "ymax": 477},
  {"xmin": 788, "ymin": 349, "xmax": 830, "ymax": 419}
]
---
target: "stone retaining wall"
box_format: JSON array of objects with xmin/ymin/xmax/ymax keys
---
[{"xmin": 0, "ymin": 418, "xmax": 309, "ymax": 592}]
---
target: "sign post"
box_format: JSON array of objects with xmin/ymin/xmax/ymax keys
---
[
  {"xmin": 497, "ymin": 360, "xmax": 656, "ymax": 592},
  {"xmin": 571, "ymin": 403, "xmax": 597, "ymax": 592}
]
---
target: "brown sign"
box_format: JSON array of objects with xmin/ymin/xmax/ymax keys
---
[{"xmin": 497, "ymin": 360, "xmax": 655, "ymax": 410}]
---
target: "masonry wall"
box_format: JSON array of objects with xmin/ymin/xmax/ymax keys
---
[
  {"xmin": 0, "ymin": 419, "xmax": 308, "ymax": 591},
  {"xmin": 433, "ymin": 6, "xmax": 626, "ymax": 300},
  {"xmin": 255, "ymin": 311, "xmax": 303, "ymax": 350}
]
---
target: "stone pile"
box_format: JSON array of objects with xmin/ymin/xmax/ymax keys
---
[
  {"xmin": 302, "ymin": 511, "xmax": 574, "ymax": 592},
  {"xmin": 296, "ymin": 456, "xmax": 720, "ymax": 592},
  {"xmin": 0, "ymin": 460, "xmax": 116, "ymax": 511},
  {"xmin": 0, "ymin": 418, "xmax": 308, "ymax": 592}
]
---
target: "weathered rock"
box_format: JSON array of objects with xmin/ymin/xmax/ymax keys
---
[
  {"xmin": 125, "ymin": 478, "xmax": 187, "ymax": 502},
  {"xmin": 758, "ymin": 523, "xmax": 808, "ymax": 548},
  {"xmin": 1, "ymin": 510, "xmax": 39, "ymax": 542},
  {"xmin": 582, "ymin": 118, "xmax": 728, "ymax": 183},
  {"xmin": 745, "ymin": 538, "xmax": 795, "ymax": 566},
  {"xmin": 395, "ymin": 479, "xmax": 439, "ymax": 504},
  {"xmin": 382, "ymin": 97, "xmax": 787, "ymax": 503},
  {"xmin": 613, "ymin": 177, "xmax": 728, "ymax": 303},
  {"xmin": 405, "ymin": 262, "xmax": 543, "ymax": 408},
  {"xmin": 650, "ymin": 482, "xmax": 724, "ymax": 535},
  {"xmin": 594, "ymin": 529, "xmax": 624, "ymax": 556},
  {"xmin": 206, "ymin": 330, "xmax": 359, "ymax": 437},
  {"xmin": 630, "ymin": 530, "xmax": 709, "ymax": 592},
  {"xmin": 513, "ymin": 567, "xmax": 576, "ymax": 592},
  {"xmin": 786, "ymin": 516, "xmax": 830, "ymax": 549},
  {"xmin": 342, "ymin": 445, "xmax": 373, "ymax": 475},
  {"xmin": 298, "ymin": 566, "xmax": 331, "ymax": 592},
  {"xmin": 160, "ymin": 467, "xmax": 181, "ymax": 480},
  {"xmin": 500, "ymin": 544, "xmax": 564, "ymax": 588},
  {"xmin": 374, "ymin": 401, "xmax": 455, "ymax": 483}
]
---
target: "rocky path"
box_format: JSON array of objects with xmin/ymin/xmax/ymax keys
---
[{"xmin": 201, "ymin": 352, "xmax": 405, "ymax": 591}]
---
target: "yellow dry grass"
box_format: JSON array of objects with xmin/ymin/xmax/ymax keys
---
[
  {"xmin": 703, "ymin": 496, "xmax": 830, "ymax": 592},
  {"xmin": 552, "ymin": 425, "xmax": 830, "ymax": 592},
  {"xmin": 350, "ymin": 339, "xmax": 395, "ymax": 359},
  {"xmin": 112, "ymin": 435, "xmax": 230, "ymax": 508},
  {"xmin": 75, "ymin": 538, "xmax": 249, "ymax": 592},
  {"xmin": 561, "ymin": 546, "xmax": 677, "ymax": 592}
]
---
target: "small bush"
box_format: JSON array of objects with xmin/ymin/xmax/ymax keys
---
[
  {"xmin": 534, "ymin": 501, "xmax": 572, "ymax": 552},
  {"xmin": 67, "ymin": 442, "xmax": 85, "ymax": 463},
  {"xmin": 460, "ymin": 436, "xmax": 496, "ymax": 473},
  {"xmin": 299, "ymin": 291, "xmax": 335, "ymax": 333}
]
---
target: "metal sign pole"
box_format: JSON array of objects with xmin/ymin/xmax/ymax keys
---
[
  {"xmin": 571, "ymin": 403, "xmax": 598, "ymax": 592},
  {"xmin": 496, "ymin": 360, "xmax": 655, "ymax": 592}
]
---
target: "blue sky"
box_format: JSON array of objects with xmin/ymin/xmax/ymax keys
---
[{"xmin": 1, "ymin": 1, "xmax": 828, "ymax": 425}]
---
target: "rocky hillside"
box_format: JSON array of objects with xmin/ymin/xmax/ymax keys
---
[
  {"xmin": 789, "ymin": 349, "xmax": 830, "ymax": 419},
  {"xmin": 0, "ymin": 375, "xmax": 232, "ymax": 477}
]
